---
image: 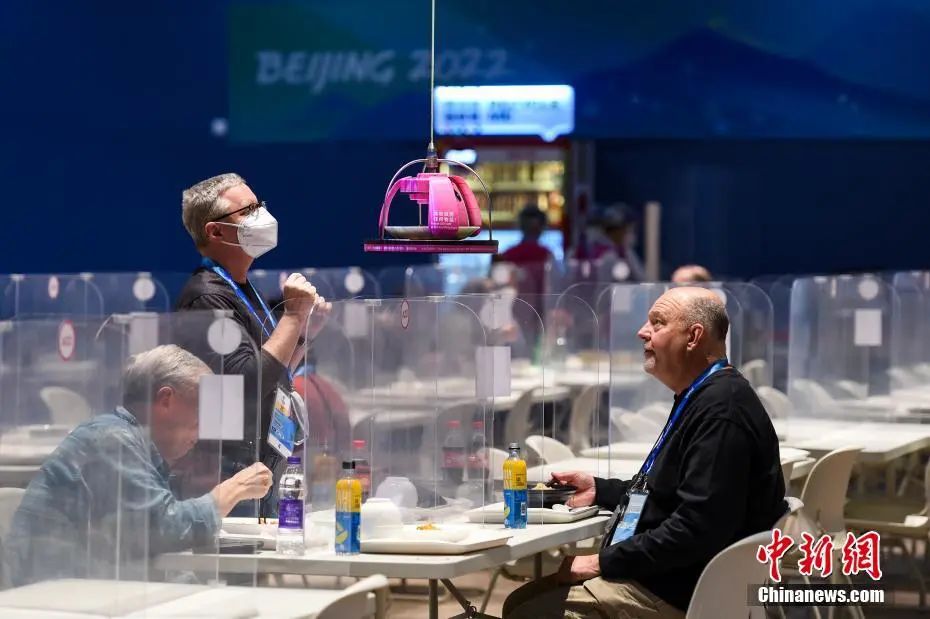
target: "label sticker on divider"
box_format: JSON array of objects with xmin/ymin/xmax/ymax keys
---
[
  {"xmin": 400, "ymin": 299, "xmax": 410, "ymax": 329},
  {"xmin": 343, "ymin": 302, "xmax": 369, "ymax": 338},
  {"xmin": 128, "ymin": 313, "xmax": 159, "ymax": 355},
  {"xmin": 57, "ymin": 319, "xmax": 75, "ymax": 361},
  {"xmin": 345, "ymin": 269, "xmax": 365, "ymax": 294},
  {"xmin": 132, "ymin": 276, "xmax": 156, "ymax": 302},
  {"xmin": 198, "ymin": 374, "xmax": 244, "ymax": 441},
  {"xmin": 854, "ymin": 309, "xmax": 883, "ymax": 347},
  {"xmin": 476, "ymin": 346, "xmax": 511, "ymax": 399},
  {"xmin": 48, "ymin": 276, "xmax": 60, "ymax": 300}
]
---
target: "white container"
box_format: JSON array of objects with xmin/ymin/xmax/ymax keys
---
[
  {"xmin": 374, "ymin": 476, "xmax": 418, "ymax": 509},
  {"xmin": 360, "ymin": 498, "xmax": 403, "ymax": 540}
]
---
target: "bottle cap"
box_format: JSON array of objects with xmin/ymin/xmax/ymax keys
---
[
  {"xmin": 287, "ymin": 456, "xmax": 301, "ymax": 464},
  {"xmin": 342, "ymin": 460, "xmax": 356, "ymax": 470},
  {"xmin": 509, "ymin": 442, "xmax": 520, "ymax": 451}
]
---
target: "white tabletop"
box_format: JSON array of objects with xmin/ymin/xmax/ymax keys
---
[
  {"xmin": 154, "ymin": 516, "xmax": 609, "ymax": 580},
  {"xmin": 0, "ymin": 579, "xmax": 370, "ymax": 619},
  {"xmin": 774, "ymin": 418, "xmax": 930, "ymax": 463},
  {"xmin": 535, "ymin": 451, "xmax": 813, "ymax": 482}
]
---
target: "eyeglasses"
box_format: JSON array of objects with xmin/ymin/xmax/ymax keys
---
[{"xmin": 210, "ymin": 200, "xmax": 266, "ymax": 222}]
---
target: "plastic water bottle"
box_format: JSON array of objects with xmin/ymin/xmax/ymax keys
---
[
  {"xmin": 277, "ymin": 456, "xmax": 306, "ymax": 556},
  {"xmin": 503, "ymin": 443, "xmax": 528, "ymax": 529}
]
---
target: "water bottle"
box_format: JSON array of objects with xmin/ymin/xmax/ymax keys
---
[
  {"xmin": 335, "ymin": 460, "xmax": 362, "ymax": 555},
  {"xmin": 277, "ymin": 456, "xmax": 305, "ymax": 556},
  {"xmin": 503, "ymin": 443, "xmax": 527, "ymax": 529},
  {"xmin": 441, "ymin": 419, "xmax": 466, "ymax": 491}
]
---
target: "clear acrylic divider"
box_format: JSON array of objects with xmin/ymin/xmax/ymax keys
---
[
  {"xmin": 375, "ymin": 265, "xmax": 414, "ymax": 298},
  {"xmin": 315, "ymin": 267, "xmax": 380, "ymax": 300},
  {"xmin": 407, "ymin": 263, "xmax": 491, "ymax": 297},
  {"xmin": 1, "ymin": 311, "xmax": 261, "ymax": 613},
  {"xmin": 725, "ymin": 282, "xmax": 775, "ymax": 389},
  {"xmin": 249, "ymin": 268, "xmax": 335, "ymax": 307},
  {"xmin": 788, "ymin": 275, "xmax": 897, "ymax": 422},
  {"xmin": 86, "ymin": 272, "xmax": 171, "ymax": 314},
  {"xmin": 891, "ymin": 271, "xmax": 930, "ymax": 395},
  {"xmin": 1, "ymin": 273, "xmax": 105, "ymax": 318}
]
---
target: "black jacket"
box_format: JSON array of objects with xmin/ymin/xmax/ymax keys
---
[
  {"xmin": 175, "ymin": 267, "xmax": 290, "ymax": 465},
  {"xmin": 595, "ymin": 368, "xmax": 786, "ymax": 611}
]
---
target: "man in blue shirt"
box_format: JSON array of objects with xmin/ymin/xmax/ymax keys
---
[{"xmin": 7, "ymin": 345, "xmax": 273, "ymax": 586}]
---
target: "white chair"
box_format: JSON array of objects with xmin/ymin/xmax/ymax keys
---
[
  {"xmin": 503, "ymin": 388, "xmax": 538, "ymax": 453},
  {"xmin": 833, "ymin": 379, "xmax": 867, "ymax": 400},
  {"xmin": 567, "ymin": 385, "xmax": 601, "ymax": 453},
  {"xmin": 790, "ymin": 379, "xmax": 838, "ymax": 416},
  {"xmin": 757, "ymin": 386, "xmax": 793, "ymax": 420},
  {"xmin": 318, "ymin": 574, "xmax": 389, "ymax": 619},
  {"xmin": 38, "ymin": 386, "xmax": 92, "ymax": 427},
  {"xmin": 780, "ymin": 461, "xmax": 794, "ymax": 484},
  {"xmin": 740, "ymin": 359, "xmax": 770, "ymax": 389},
  {"xmin": 636, "ymin": 402, "xmax": 668, "ymax": 425},
  {"xmin": 525, "ymin": 435, "xmax": 574, "ymax": 464},
  {"xmin": 686, "ymin": 530, "xmax": 772, "ymax": 619},
  {"xmin": 888, "ymin": 367, "xmax": 921, "ymax": 390},
  {"xmin": 774, "ymin": 496, "xmax": 805, "ymax": 531},
  {"xmin": 611, "ymin": 412, "xmax": 661, "ymax": 441}
]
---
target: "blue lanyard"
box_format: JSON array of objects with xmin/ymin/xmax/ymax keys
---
[
  {"xmin": 637, "ymin": 358, "xmax": 729, "ymax": 481},
  {"xmin": 201, "ymin": 258, "xmax": 277, "ymax": 339}
]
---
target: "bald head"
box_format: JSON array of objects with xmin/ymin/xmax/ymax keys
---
[
  {"xmin": 671, "ymin": 264, "xmax": 712, "ymax": 284},
  {"xmin": 666, "ymin": 287, "xmax": 729, "ymax": 345},
  {"xmin": 638, "ymin": 287, "xmax": 729, "ymax": 392}
]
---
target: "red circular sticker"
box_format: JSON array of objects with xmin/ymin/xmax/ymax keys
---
[
  {"xmin": 400, "ymin": 299, "xmax": 410, "ymax": 330},
  {"xmin": 58, "ymin": 319, "xmax": 76, "ymax": 361}
]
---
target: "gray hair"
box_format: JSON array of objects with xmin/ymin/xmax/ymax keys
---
[
  {"xmin": 122, "ymin": 345, "xmax": 211, "ymax": 414},
  {"xmin": 181, "ymin": 173, "xmax": 246, "ymax": 248},
  {"xmin": 683, "ymin": 296, "xmax": 729, "ymax": 343}
]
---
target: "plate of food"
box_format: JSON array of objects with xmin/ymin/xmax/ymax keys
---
[{"xmin": 527, "ymin": 480, "xmax": 577, "ymax": 509}]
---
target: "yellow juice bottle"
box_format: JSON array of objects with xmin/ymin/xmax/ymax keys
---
[
  {"xmin": 503, "ymin": 442, "xmax": 527, "ymax": 529},
  {"xmin": 335, "ymin": 460, "xmax": 362, "ymax": 554}
]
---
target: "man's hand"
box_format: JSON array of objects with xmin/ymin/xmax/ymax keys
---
[
  {"xmin": 231, "ymin": 462, "xmax": 274, "ymax": 500},
  {"xmin": 557, "ymin": 555, "xmax": 601, "ymax": 585},
  {"xmin": 281, "ymin": 273, "xmax": 319, "ymax": 319},
  {"xmin": 211, "ymin": 462, "xmax": 274, "ymax": 517},
  {"xmin": 550, "ymin": 471, "xmax": 596, "ymax": 508}
]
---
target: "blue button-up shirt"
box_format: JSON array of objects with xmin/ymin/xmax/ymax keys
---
[{"xmin": 7, "ymin": 407, "xmax": 220, "ymax": 586}]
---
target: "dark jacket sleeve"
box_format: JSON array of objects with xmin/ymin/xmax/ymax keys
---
[
  {"xmin": 598, "ymin": 414, "xmax": 753, "ymax": 580},
  {"xmin": 594, "ymin": 477, "xmax": 633, "ymax": 511},
  {"xmin": 181, "ymin": 293, "xmax": 288, "ymax": 428}
]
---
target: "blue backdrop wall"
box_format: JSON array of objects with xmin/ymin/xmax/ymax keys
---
[{"xmin": 0, "ymin": 1, "xmax": 927, "ymax": 278}]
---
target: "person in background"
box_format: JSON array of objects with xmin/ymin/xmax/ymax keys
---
[
  {"xmin": 499, "ymin": 204, "xmax": 553, "ymax": 269},
  {"xmin": 176, "ymin": 173, "xmax": 330, "ymax": 512},
  {"xmin": 671, "ymin": 264, "xmax": 713, "ymax": 284},
  {"xmin": 7, "ymin": 345, "xmax": 273, "ymax": 586},
  {"xmin": 503, "ymin": 287, "xmax": 785, "ymax": 618},
  {"xmin": 571, "ymin": 203, "xmax": 646, "ymax": 281}
]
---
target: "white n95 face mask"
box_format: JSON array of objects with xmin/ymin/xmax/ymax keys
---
[{"xmin": 219, "ymin": 207, "xmax": 279, "ymax": 258}]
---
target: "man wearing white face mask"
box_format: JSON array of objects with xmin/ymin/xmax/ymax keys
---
[{"xmin": 176, "ymin": 173, "xmax": 330, "ymax": 515}]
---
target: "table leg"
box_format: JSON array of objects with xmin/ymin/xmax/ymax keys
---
[
  {"xmin": 429, "ymin": 579, "xmax": 439, "ymax": 619},
  {"xmin": 534, "ymin": 553, "xmax": 543, "ymax": 580}
]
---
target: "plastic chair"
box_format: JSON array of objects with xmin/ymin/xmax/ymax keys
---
[
  {"xmin": 780, "ymin": 460, "xmax": 794, "ymax": 484},
  {"xmin": 610, "ymin": 411, "xmax": 661, "ymax": 441},
  {"xmin": 318, "ymin": 574, "xmax": 389, "ymax": 619},
  {"xmin": 846, "ymin": 457, "xmax": 930, "ymax": 608},
  {"xmin": 757, "ymin": 386, "xmax": 793, "ymax": 420},
  {"xmin": 798, "ymin": 447, "xmax": 862, "ymax": 536},
  {"xmin": 567, "ymin": 385, "xmax": 601, "ymax": 453},
  {"xmin": 525, "ymin": 435, "xmax": 574, "ymax": 464},
  {"xmin": 483, "ymin": 447, "xmax": 510, "ymax": 481},
  {"xmin": 39, "ymin": 386, "xmax": 92, "ymax": 427},
  {"xmin": 790, "ymin": 379, "xmax": 838, "ymax": 415},
  {"xmin": 740, "ymin": 359, "xmax": 770, "ymax": 389},
  {"xmin": 774, "ymin": 496, "xmax": 805, "ymax": 531},
  {"xmin": 503, "ymin": 388, "xmax": 538, "ymax": 453},
  {"xmin": 686, "ymin": 530, "xmax": 772, "ymax": 619},
  {"xmin": 636, "ymin": 402, "xmax": 668, "ymax": 425}
]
